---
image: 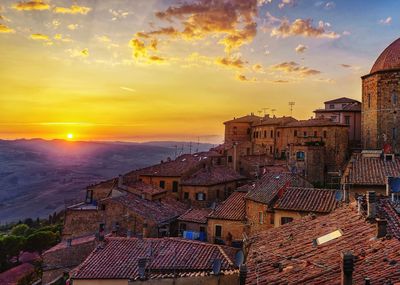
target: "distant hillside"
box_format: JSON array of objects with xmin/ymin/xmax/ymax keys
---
[{"xmin": 0, "ymin": 139, "xmax": 214, "ymax": 224}]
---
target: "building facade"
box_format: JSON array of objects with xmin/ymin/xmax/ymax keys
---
[{"xmin": 362, "ymin": 38, "xmax": 400, "ymax": 153}]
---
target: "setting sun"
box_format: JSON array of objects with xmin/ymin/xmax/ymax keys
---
[{"xmin": 67, "ymin": 133, "xmax": 74, "ymax": 140}]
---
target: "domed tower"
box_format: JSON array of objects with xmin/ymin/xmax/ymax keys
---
[{"xmin": 362, "ymin": 38, "xmax": 400, "ymax": 153}]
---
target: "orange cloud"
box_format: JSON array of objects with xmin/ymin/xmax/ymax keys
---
[
  {"xmin": 216, "ymin": 56, "xmax": 246, "ymax": 69},
  {"xmin": 12, "ymin": 0, "xmax": 50, "ymax": 11},
  {"xmin": 271, "ymin": 18, "xmax": 340, "ymax": 39},
  {"xmin": 271, "ymin": 61, "xmax": 321, "ymax": 76},
  {"xmin": 54, "ymin": 5, "xmax": 91, "ymax": 15},
  {"xmin": 29, "ymin": 33, "xmax": 50, "ymax": 41},
  {"xmin": 0, "ymin": 23, "xmax": 15, "ymax": 33}
]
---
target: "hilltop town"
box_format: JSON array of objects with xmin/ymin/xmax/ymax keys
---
[{"xmin": 2, "ymin": 39, "xmax": 400, "ymax": 285}]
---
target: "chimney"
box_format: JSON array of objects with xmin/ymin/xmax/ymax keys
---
[
  {"xmin": 66, "ymin": 238, "xmax": 72, "ymax": 247},
  {"xmin": 142, "ymin": 222, "xmax": 148, "ymax": 238},
  {"xmin": 239, "ymin": 264, "xmax": 247, "ymax": 285},
  {"xmin": 138, "ymin": 258, "xmax": 147, "ymax": 280},
  {"xmin": 118, "ymin": 174, "xmax": 123, "ymax": 188},
  {"xmin": 376, "ymin": 218, "xmax": 388, "ymax": 238},
  {"xmin": 341, "ymin": 251, "xmax": 354, "ymax": 285},
  {"xmin": 367, "ymin": 191, "xmax": 376, "ymax": 219},
  {"xmin": 357, "ymin": 196, "xmax": 363, "ymax": 215}
]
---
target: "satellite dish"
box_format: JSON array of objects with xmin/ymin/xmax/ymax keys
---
[
  {"xmin": 212, "ymin": 259, "xmax": 222, "ymax": 275},
  {"xmin": 235, "ymin": 250, "xmax": 244, "ymax": 267}
]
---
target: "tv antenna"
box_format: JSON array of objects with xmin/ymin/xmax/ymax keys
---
[{"xmin": 289, "ymin": 101, "xmax": 295, "ymax": 116}]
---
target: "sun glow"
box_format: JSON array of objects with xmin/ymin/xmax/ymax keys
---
[{"xmin": 67, "ymin": 133, "xmax": 74, "ymax": 140}]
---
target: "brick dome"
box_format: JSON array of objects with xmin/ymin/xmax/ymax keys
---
[{"xmin": 370, "ymin": 38, "xmax": 400, "ymax": 74}]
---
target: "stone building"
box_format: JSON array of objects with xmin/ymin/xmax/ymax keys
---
[
  {"xmin": 224, "ymin": 114, "xmax": 261, "ymax": 144},
  {"xmin": 362, "ymin": 37, "xmax": 400, "ymax": 153},
  {"xmin": 314, "ymin": 97, "xmax": 362, "ymax": 147},
  {"xmin": 177, "ymin": 208, "xmax": 212, "ymax": 241},
  {"xmin": 180, "ymin": 165, "xmax": 246, "ymax": 207}
]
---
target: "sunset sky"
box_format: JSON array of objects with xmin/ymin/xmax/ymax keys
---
[{"xmin": 0, "ymin": 0, "xmax": 399, "ymax": 143}]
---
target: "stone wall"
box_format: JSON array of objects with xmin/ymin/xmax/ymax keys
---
[
  {"xmin": 62, "ymin": 209, "xmax": 103, "ymax": 239},
  {"xmin": 181, "ymin": 181, "xmax": 237, "ymax": 207},
  {"xmin": 245, "ymin": 200, "xmax": 274, "ymax": 235},
  {"xmin": 207, "ymin": 218, "xmax": 247, "ymax": 246},
  {"xmin": 224, "ymin": 121, "xmax": 252, "ymax": 143}
]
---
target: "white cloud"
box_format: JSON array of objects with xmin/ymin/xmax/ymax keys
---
[
  {"xmin": 295, "ymin": 44, "xmax": 307, "ymax": 53},
  {"xmin": 379, "ymin": 16, "xmax": 392, "ymax": 25}
]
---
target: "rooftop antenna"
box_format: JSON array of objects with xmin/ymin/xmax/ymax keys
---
[{"xmin": 289, "ymin": 101, "xmax": 295, "ymax": 116}]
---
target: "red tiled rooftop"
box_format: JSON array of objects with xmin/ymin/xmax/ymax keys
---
[
  {"xmin": 181, "ymin": 166, "xmax": 245, "ymax": 186},
  {"xmin": 127, "ymin": 180, "xmax": 167, "ymax": 196},
  {"xmin": 246, "ymin": 205, "xmax": 400, "ymax": 285},
  {"xmin": 245, "ymin": 172, "xmax": 313, "ymax": 205},
  {"xmin": 377, "ymin": 199, "xmax": 400, "ymax": 239},
  {"xmin": 345, "ymin": 153, "xmax": 400, "ymax": 185},
  {"xmin": 370, "ymin": 37, "xmax": 400, "ymax": 74},
  {"xmin": 103, "ymin": 193, "xmax": 188, "ymax": 224},
  {"xmin": 208, "ymin": 191, "xmax": 247, "ymax": 221},
  {"xmin": 223, "ymin": 114, "xmax": 262, "ymax": 124},
  {"xmin": 178, "ymin": 208, "xmax": 212, "ymax": 224},
  {"xmin": 274, "ymin": 187, "xmax": 339, "ymax": 213},
  {"xmin": 73, "ymin": 237, "xmax": 238, "ymax": 280},
  {"xmin": 0, "ymin": 263, "xmax": 35, "ymax": 285}
]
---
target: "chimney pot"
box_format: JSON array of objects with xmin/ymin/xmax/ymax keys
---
[
  {"xmin": 239, "ymin": 264, "xmax": 247, "ymax": 285},
  {"xmin": 341, "ymin": 251, "xmax": 354, "ymax": 285},
  {"xmin": 376, "ymin": 218, "xmax": 388, "ymax": 238},
  {"xmin": 367, "ymin": 191, "xmax": 376, "ymax": 219}
]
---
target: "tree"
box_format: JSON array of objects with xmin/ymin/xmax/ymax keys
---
[
  {"xmin": 2, "ymin": 235, "xmax": 26, "ymax": 262},
  {"xmin": 10, "ymin": 224, "xmax": 29, "ymax": 237},
  {"xmin": 25, "ymin": 231, "xmax": 57, "ymax": 253},
  {"xmin": 23, "ymin": 218, "xmax": 34, "ymax": 227}
]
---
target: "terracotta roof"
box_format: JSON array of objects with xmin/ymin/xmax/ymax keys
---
[
  {"xmin": 208, "ymin": 191, "xmax": 247, "ymax": 221},
  {"xmin": 370, "ymin": 38, "xmax": 400, "ymax": 74},
  {"xmin": 345, "ymin": 153, "xmax": 400, "ymax": 185},
  {"xmin": 73, "ymin": 237, "xmax": 238, "ymax": 280},
  {"xmin": 138, "ymin": 153, "xmax": 208, "ymax": 177},
  {"xmin": 103, "ymin": 193, "xmax": 188, "ymax": 224},
  {"xmin": 127, "ymin": 180, "xmax": 167, "ymax": 196},
  {"xmin": 245, "ymin": 205, "xmax": 400, "ymax": 285},
  {"xmin": 323, "ymin": 97, "xmax": 360, "ymax": 104},
  {"xmin": 245, "ymin": 172, "xmax": 313, "ymax": 205},
  {"xmin": 274, "ymin": 187, "xmax": 339, "ymax": 213},
  {"xmin": 178, "ymin": 208, "xmax": 212, "ymax": 224},
  {"xmin": 252, "ymin": 116, "xmax": 297, "ymax": 127},
  {"xmin": 224, "ymin": 114, "xmax": 262, "ymax": 124},
  {"xmin": 377, "ymin": 199, "xmax": 400, "ymax": 239},
  {"xmin": 283, "ymin": 118, "xmax": 347, "ymax": 128},
  {"xmin": 0, "ymin": 263, "xmax": 35, "ymax": 285},
  {"xmin": 342, "ymin": 102, "xmax": 362, "ymax": 111},
  {"xmin": 181, "ymin": 166, "xmax": 245, "ymax": 186}
]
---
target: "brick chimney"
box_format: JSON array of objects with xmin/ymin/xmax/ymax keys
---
[
  {"xmin": 376, "ymin": 218, "xmax": 388, "ymax": 238},
  {"xmin": 142, "ymin": 222, "xmax": 148, "ymax": 238},
  {"xmin": 366, "ymin": 191, "xmax": 376, "ymax": 219},
  {"xmin": 239, "ymin": 264, "xmax": 247, "ymax": 285},
  {"xmin": 341, "ymin": 251, "xmax": 354, "ymax": 285}
]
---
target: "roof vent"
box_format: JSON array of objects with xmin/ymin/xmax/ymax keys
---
[{"xmin": 212, "ymin": 258, "xmax": 222, "ymax": 276}]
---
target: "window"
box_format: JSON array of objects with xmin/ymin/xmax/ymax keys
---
[
  {"xmin": 281, "ymin": 217, "xmax": 294, "ymax": 225},
  {"xmin": 303, "ymin": 131, "xmax": 307, "ymax": 137},
  {"xmin": 345, "ymin": 116, "xmax": 350, "ymax": 125},
  {"xmin": 85, "ymin": 189, "xmax": 93, "ymax": 204},
  {"xmin": 393, "ymin": 128, "xmax": 397, "ymax": 140},
  {"xmin": 172, "ymin": 181, "xmax": 179, "ymax": 192},
  {"xmin": 329, "ymin": 104, "xmax": 334, "ymax": 109},
  {"xmin": 270, "ymin": 213, "xmax": 274, "ymax": 224},
  {"xmin": 215, "ymin": 225, "xmax": 222, "ymax": 238},
  {"xmin": 392, "ymin": 92, "xmax": 398, "ymax": 105},
  {"xmin": 228, "ymin": 156, "xmax": 233, "ymax": 163},
  {"xmin": 258, "ymin": 212, "xmax": 264, "ymax": 224},
  {"xmin": 179, "ymin": 223, "xmax": 186, "ymax": 234},
  {"xmin": 264, "ymin": 130, "xmax": 267, "ymax": 138},
  {"xmin": 294, "ymin": 130, "xmax": 298, "ymax": 137},
  {"xmin": 296, "ymin": 151, "xmax": 305, "ymax": 161},
  {"xmin": 246, "ymin": 148, "xmax": 251, "ymax": 155},
  {"xmin": 277, "ymin": 131, "xmax": 280, "ymax": 138},
  {"xmin": 314, "ymin": 131, "xmax": 317, "ymax": 137},
  {"xmin": 323, "ymin": 131, "xmax": 327, "ymax": 138},
  {"xmin": 183, "ymin": 192, "xmax": 189, "ymax": 200},
  {"xmin": 196, "ymin": 192, "xmax": 206, "ymax": 201},
  {"xmin": 247, "ymin": 128, "xmax": 251, "ymax": 134},
  {"xmin": 270, "ymin": 130, "xmax": 274, "ymax": 138},
  {"xmin": 200, "ymin": 226, "xmax": 206, "ymax": 233},
  {"xmin": 159, "ymin": 180, "xmax": 165, "ymax": 189},
  {"xmin": 233, "ymin": 126, "xmax": 237, "ymax": 135},
  {"xmin": 216, "ymin": 189, "xmax": 220, "ymax": 199},
  {"xmin": 269, "ymin": 146, "xmax": 273, "ymax": 154}
]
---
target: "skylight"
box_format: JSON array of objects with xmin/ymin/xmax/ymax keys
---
[{"xmin": 313, "ymin": 229, "xmax": 343, "ymax": 246}]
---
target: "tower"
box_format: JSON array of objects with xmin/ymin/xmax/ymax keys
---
[{"xmin": 362, "ymin": 38, "xmax": 400, "ymax": 153}]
